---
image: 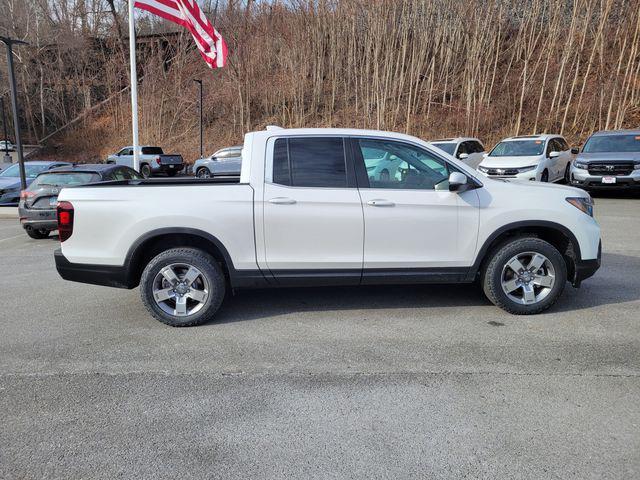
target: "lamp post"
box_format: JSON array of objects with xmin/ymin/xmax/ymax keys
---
[
  {"xmin": 0, "ymin": 96, "xmax": 10, "ymax": 164},
  {"xmin": 193, "ymin": 79, "xmax": 203, "ymax": 160},
  {"xmin": 0, "ymin": 36, "xmax": 28, "ymax": 190}
]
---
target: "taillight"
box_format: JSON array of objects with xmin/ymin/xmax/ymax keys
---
[
  {"xmin": 155, "ymin": 156, "xmax": 161, "ymax": 165},
  {"xmin": 20, "ymin": 190, "xmax": 35, "ymax": 200},
  {"xmin": 57, "ymin": 201, "xmax": 74, "ymax": 242}
]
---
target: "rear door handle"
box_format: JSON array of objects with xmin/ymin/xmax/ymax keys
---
[
  {"xmin": 268, "ymin": 197, "xmax": 297, "ymax": 205},
  {"xmin": 367, "ymin": 199, "xmax": 395, "ymax": 207}
]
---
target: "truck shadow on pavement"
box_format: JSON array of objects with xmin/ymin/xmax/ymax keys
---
[{"xmin": 209, "ymin": 252, "xmax": 640, "ymax": 325}]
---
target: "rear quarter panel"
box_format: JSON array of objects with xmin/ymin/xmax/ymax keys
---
[{"xmin": 58, "ymin": 184, "xmax": 257, "ymax": 270}]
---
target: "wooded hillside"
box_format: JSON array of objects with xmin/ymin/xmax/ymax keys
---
[{"xmin": 1, "ymin": 0, "xmax": 639, "ymax": 162}]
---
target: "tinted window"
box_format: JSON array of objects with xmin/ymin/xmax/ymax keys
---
[
  {"xmin": 141, "ymin": 147, "xmax": 163, "ymax": 155},
  {"xmin": 583, "ymin": 134, "xmax": 640, "ymax": 153},
  {"xmin": 29, "ymin": 172, "xmax": 100, "ymax": 188},
  {"xmin": 358, "ymin": 139, "xmax": 450, "ymax": 190},
  {"xmin": 490, "ymin": 140, "xmax": 545, "ymax": 157},
  {"xmin": 471, "ymin": 141, "xmax": 484, "ymax": 153},
  {"xmin": 431, "ymin": 142, "xmax": 456, "ymax": 155},
  {"xmin": 273, "ymin": 137, "xmax": 346, "ymax": 188}
]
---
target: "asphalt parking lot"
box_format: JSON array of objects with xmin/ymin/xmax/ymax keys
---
[{"xmin": 1, "ymin": 193, "xmax": 639, "ymax": 479}]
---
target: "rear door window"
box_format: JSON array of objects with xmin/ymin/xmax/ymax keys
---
[{"xmin": 273, "ymin": 137, "xmax": 347, "ymax": 188}]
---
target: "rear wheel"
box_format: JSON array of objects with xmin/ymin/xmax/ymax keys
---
[
  {"xmin": 196, "ymin": 167, "xmax": 211, "ymax": 179},
  {"xmin": 482, "ymin": 237, "xmax": 567, "ymax": 315},
  {"xmin": 26, "ymin": 228, "xmax": 49, "ymax": 239},
  {"xmin": 140, "ymin": 247, "xmax": 226, "ymax": 327},
  {"xmin": 140, "ymin": 163, "xmax": 152, "ymax": 178}
]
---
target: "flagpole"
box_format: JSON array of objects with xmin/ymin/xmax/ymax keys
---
[{"xmin": 128, "ymin": 0, "xmax": 140, "ymax": 172}]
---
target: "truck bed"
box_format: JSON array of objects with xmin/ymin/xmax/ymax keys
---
[{"xmin": 77, "ymin": 176, "xmax": 242, "ymax": 188}]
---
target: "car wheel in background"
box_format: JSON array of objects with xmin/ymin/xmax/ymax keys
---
[
  {"xmin": 563, "ymin": 164, "xmax": 571, "ymax": 183},
  {"xmin": 482, "ymin": 237, "xmax": 567, "ymax": 315},
  {"xmin": 540, "ymin": 170, "xmax": 549, "ymax": 182},
  {"xmin": 140, "ymin": 164, "xmax": 152, "ymax": 178},
  {"xmin": 196, "ymin": 167, "xmax": 211, "ymax": 179},
  {"xmin": 26, "ymin": 228, "xmax": 50, "ymax": 240},
  {"xmin": 140, "ymin": 247, "xmax": 226, "ymax": 327}
]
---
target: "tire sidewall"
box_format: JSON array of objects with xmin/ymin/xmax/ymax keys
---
[
  {"xmin": 140, "ymin": 248, "xmax": 226, "ymax": 326},
  {"xmin": 484, "ymin": 238, "xmax": 567, "ymax": 314}
]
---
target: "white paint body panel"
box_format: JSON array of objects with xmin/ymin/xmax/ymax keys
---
[{"xmin": 59, "ymin": 127, "xmax": 601, "ymax": 278}]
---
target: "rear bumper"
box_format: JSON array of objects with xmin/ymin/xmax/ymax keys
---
[
  {"xmin": 573, "ymin": 241, "xmax": 601, "ymax": 287},
  {"xmin": 54, "ymin": 249, "xmax": 135, "ymax": 289},
  {"xmin": 153, "ymin": 164, "xmax": 184, "ymax": 174},
  {"xmin": 19, "ymin": 206, "xmax": 58, "ymax": 230}
]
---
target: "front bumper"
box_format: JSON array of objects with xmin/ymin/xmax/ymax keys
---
[
  {"xmin": 55, "ymin": 249, "xmax": 135, "ymax": 289},
  {"xmin": 573, "ymin": 241, "xmax": 601, "ymax": 287},
  {"xmin": 477, "ymin": 169, "xmax": 538, "ymax": 181},
  {"xmin": 570, "ymin": 168, "xmax": 640, "ymax": 189}
]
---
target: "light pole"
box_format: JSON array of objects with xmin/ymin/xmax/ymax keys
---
[
  {"xmin": 0, "ymin": 36, "xmax": 28, "ymax": 190},
  {"xmin": 193, "ymin": 79, "xmax": 203, "ymax": 160},
  {"xmin": 0, "ymin": 96, "xmax": 10, "ymax": 164}
]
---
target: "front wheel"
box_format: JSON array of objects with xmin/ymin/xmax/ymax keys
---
[
  {"xmin": 196, "ymin": 167, "xmax": 211, "ymax": 179},
  {"xmin": 482, "ymin": 237, "xmax": 567, "ymax": 315},
  {"xmin": 540, "ymin": 170, "xmax": 549, "ymax": 182},
  {"xmin": 140, "ymin": 247, "xmax": 226, "ymax": 327},
  {"xmin": 563, "ymin": 163, "xmax": 571, "ymax": 183}
]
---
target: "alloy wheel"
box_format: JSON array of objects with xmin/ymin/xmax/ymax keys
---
[
  {"xmin": 500, "ymin": 251, "xmax": 556, "ymax": 305},
  {"xmin": 152, "ymin": 263, "xmax": 210, "ymax": 317}
]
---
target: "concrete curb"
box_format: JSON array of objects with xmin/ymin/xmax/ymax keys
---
[{"xmin": 0, "ymin": 207, "xmax": 19, "ymax": 220}]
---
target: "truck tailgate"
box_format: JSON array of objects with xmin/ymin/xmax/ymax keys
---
[{"xmin": 160, "ymin": 154, "xmax": 183, "ymax": 165}]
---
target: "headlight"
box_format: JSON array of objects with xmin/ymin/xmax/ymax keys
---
[
  {"xmin": 566, "ymin": 196, "xmax": 594, "ymax": 217},
  {"xmin": 477, "ymin": 166, "xmax": 489, "ymax": 173},
  {"xmin": 516, "ymin": 165, "xmax": 537, "ymax": 173},
  {"xmin": 634, "ymin": 163, "xmax": 640, "ymax": 170},
  {"xmin": 574, "ymin": 161, "xmax": 589, "ymax": 170}
]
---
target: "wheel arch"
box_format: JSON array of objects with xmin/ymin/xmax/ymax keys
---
[
  {"xmin": 468, "ymin": 221, "xmax": 580, "ymax": 282},
  {"xmin": 124, "ymin": 228, "xmax": 238, "ymax": 288}
]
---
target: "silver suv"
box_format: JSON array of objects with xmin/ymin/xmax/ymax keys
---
[
  {"xmin": 570, "ymin": 130, "xmax": 640, "ymax": 190},
  {"xmin": 193, "ymin": 146, "xmax": 242, "ymax": 178}
]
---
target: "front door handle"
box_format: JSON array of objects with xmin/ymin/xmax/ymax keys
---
[
  {"xmin": 269, "ymin": 197, "xmax": 297, "ymax": 205},
  {"xmin": 367, "ymin": 199, "xmax": 395, "ymax": 207}
]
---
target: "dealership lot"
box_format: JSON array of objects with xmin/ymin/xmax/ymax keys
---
[{"xmin": 1, "ymin": 194, "xmax": 639, "ymax": 479}]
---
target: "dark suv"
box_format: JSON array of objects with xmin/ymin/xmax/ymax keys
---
[
  {"xmin": 18, "ymin": 164, "xmax": 142, "ymax": 239},
  {"xmin": 570, "ymin": 130, "xmax": 640, "ymax": 190}
]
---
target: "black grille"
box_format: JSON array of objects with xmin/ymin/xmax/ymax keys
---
[
  {"xmin": 587, "ymin": 163, "xmax": 633, "ymax": 176},
  {"xmin": 486, "ymin": 168, "xmax": 519, "ymax": 176}
]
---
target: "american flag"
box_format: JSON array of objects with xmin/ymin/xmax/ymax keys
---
[{"xmin": 134, "ymin": 0, "xmax": 228, "ymax": 68}]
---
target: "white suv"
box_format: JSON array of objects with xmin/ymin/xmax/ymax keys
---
[
  {"xmin": 478, "ymin": 134, "xmax": 576, "ymax": 183},
  {"xmin": 430, "ymin": 137, "xmax": 486, "ymax": 169}
]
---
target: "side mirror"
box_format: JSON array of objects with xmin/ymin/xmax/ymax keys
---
[
  {"xmin": 449, "ymin": 172, "xmax": 468, "ymax": 192},
  {"xmin": 482, "ymin": 152, "xmax": 488, "ymax": 158},
  {"xmin": 549, "ymin": 151, "xmax": 561, "ymax": 158},
  {"xmin": 458, "ymin": 153, "xmax": 469, "ymax": 160},
  {"xmin": 571, "ymin": 147, "xmax": 579, "ymax": 154}
]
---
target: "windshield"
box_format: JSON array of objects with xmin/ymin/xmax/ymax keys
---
[
  {"xmin": 0, "ymin": 163, "xmax": 50, "ymax": 178},
  {"xmin": 489, "ymin": 140, "xmax": 545, "ymax": 157},
  {"xmin": 30, "ymin": 172, "xmax": 100, "ymax": 188},
  {"xmin": 583, "ymin": 134, "xmax": 640, "ymax": 153},
  {"xmin": 431, "ymin": 143, "xmax": 456, "ymax": 155}
]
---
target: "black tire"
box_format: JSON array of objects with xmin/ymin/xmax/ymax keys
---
[
  {"xmin": 196, "ymin": 167, "xmax": 211, "ymax": 179},
  {"xmin": 563, "ymin": 163, "xmax": 571, "ymax": 183},
  {"xmin": 540, "ymin": 170, "xmax": 549, "ymax": 182},
  {"xmin": 140, "ymin": 164, "xmax": 152, "ymax": 178},
  {"xmin": 140, "ymin": 247, "xmax": 226, "ymax": 327},
  {"xmin": 481, "ymin": 237, "xmax": 567, "ymax": 315},
  {"xmin": 26, "ymin": 228, "xmax": 49, "ymax": 239}
]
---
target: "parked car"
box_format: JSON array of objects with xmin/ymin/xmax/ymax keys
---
[
  {"xmin": 570, "ymin": 129, "xmax": 640, "ymax": 190},
  {"xmin": 54, "ymin": 127, "xmax": 600, "ymax": 326},
  {"xmin": 18, "ymin": 164, "xmax": 142, "ymax": 239},
  {"xmin": 193, "ymin": 146, "xmax": 242, "ymax": 178},
  {"xmin": 107, "ymin": 146, "xmax": 184, "ymax": 178},
  {"xmin": 0, "ymin": 161, "xmax": 71, "ymax": 205},
  {"xmin": 0, "ymin": 140, "xmax": 15, "ymax": 152},
  {"xmin": 477, "ymin": 134, "xmax": 576, "ymax": 183},
  {"xmin": 429, "ymin": 137, "xmax": 486, "ymax": 168}
]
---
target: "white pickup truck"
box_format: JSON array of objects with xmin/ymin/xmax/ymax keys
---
[{"xmin": 55, "ymin": 127, "xmax": 601, "ymax": 326}]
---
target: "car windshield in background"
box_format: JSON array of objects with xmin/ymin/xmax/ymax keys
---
[
  {"xmin": 431, "ymin": 143, "xmax": 456, "ymax": 155},
  {"xmin": 141, "ymin": 147, "xmax": 163, "ymax": 155},
  {"xmin": 0, "ymin": 164, "xmax": 49, "ymax": 178},
  {"xmin": 490, "ymin": 140, "xmax": 545, "ymax": 157},
  {"xmin": 30, "ymin": 172, "xmax": 100, "ymax": 188},
  {"xmin": 582, "ymin": 134, "xmax": 640, "ymax": 153}
]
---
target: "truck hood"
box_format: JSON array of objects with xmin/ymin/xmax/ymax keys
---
[
  {"xmin": 479, "ymin": 156, "xmax": 540, "ymax": 169},
  {"xmin": 576, "ymin": 152, "xmax": 640, "ymax": 163},
  {"xmin": 486, "ymin": 176, "xmax": 586, "ymax": 196}
]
